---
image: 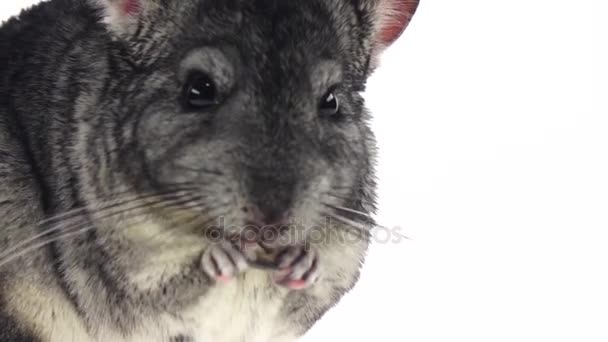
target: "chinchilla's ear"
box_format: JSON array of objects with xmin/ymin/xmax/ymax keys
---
[
  {"xmin": 90, "ymin": 0, "xmax": 160, "ymax": 36},
  {"xmin": 361, "ymin": 0, "xmax": 419, "ymax": 67},
  {"xmin": 373, "ymin": 0, "xmax": 419, "ymax": 49}
]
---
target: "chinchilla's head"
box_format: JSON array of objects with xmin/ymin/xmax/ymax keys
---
[{"xmin": 77, "ymin": 0, "xmax": 418, "ymax": 256}]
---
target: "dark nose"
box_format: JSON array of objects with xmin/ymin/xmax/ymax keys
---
[{"xmin": 249, "ymin": 173, "xmax": 294, "ymax": 225}]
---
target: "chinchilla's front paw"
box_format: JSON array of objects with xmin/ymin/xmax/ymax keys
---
[
  {"xmin": 201, "ymin": 241, "xmax": 249, "ymax": 283},
  {"xmin": 272, "ymin": 245, "xmax": 320, "ymax": 290}
]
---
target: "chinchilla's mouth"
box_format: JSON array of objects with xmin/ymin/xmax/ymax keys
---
[
  {"xmin": 203, "ymin": 221, "xmax": 295, "ymax": 270},
  {"xmin": 233, "ymin": 223, "xmax": 289, "ymax": 245},
  {"xmin": 223, "ymin": 225, "xmax": 291, "ymax": 271}
]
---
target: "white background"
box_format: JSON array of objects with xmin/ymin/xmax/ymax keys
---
[{"xmin": 3, "ymin": 1, "xmax": 608, "ymax": 341}]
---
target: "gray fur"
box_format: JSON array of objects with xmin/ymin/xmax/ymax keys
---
[{"xmin": 0, "ymin": 0, "xmax": 417, "ymax": 341}]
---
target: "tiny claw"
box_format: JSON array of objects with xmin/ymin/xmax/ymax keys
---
[
  {"xmin": 216, "ymin": 275, "xmax": 233, "ymax": 283},
  {"xmin": 272, "ymin": 246, "xmax": 320, "ymax": 290},
  {"xmin": 282, "ymin": 279, "xmax": 309, "ymax": 290},
  {"xmin": 201, "ymin": 241, "xmax": 249, "ymax": 283}
]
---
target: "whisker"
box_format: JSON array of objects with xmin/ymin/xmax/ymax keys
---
[
  {"xmin": 151, "ymin": 201, "xmax": 231, "ymax": 236},
  {"xmin": 325, "ymin": 192, "xmax": 376, "ymax": 207},
  {"xmin": 0, "ymin": 194, "xmax": 204, "ymax": 267},
  {"xmin": 0, "ymin": 205, "xmax": 205, "ymax": 270},
  {"xmin": 320, "ymin": 211, "xmax": 372, "ymax": 238},
  {"xmin": 0, "ymin": 188, "xmax": 198, "ymax": 263},
  {"xmin": 94, "ymin": 201, "xmax": 226, "ymax": 246},
  {"xmin": 321, "ymin": 211, "xmax": 411, "ymax": 241},
  {"xmin": 321, "ymin": 203, "xmax": 375, "ymax": 223},
  {"xmin": 92, "ymin": 207, "xmax": 232, "ymax": 269},
  {"xmin": 43, "ymin": 184, "xmax": 197, "ymax": 227}
]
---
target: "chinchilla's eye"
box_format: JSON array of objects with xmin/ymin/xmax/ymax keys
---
[
  {"xmin": 184, "ymin": 72, "xmax": 219, "ymax": 109},
  {"xmin": 319, "ymin": 87, "xmax": 340, "ymax": 117}
]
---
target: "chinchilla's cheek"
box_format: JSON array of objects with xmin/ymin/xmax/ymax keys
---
[{"xmin": 153, "ymin": 140, "xmax": 239, "ymax": 186}]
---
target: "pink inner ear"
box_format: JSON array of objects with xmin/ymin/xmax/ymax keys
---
[
  {"xmin": 122, "ymin": 0, "xmax": 141, "ymax": 16},
  {"xmin": 379, "ymin": 0, "xmax": 419, "ymax": 46}
]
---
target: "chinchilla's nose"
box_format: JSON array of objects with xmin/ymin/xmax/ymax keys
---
[{"xmin": 248, "ymin": 173, "xmax": 295, "ymax": 225}]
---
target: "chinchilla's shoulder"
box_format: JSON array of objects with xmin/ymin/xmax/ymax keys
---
[
  {"xmin": 0, "ymin": 0, "xmax": 108, "ymax": 134},
  {"xmin": 0, "ymin": 1, "xmax": 92, "ymax": 249},
  {"xmin": 1, "ymin": 0, "xmax": 98, "ymax": 34},
  {"xmin": 0, "ymin": 0, "xmax": 102, "ymax": 69}
]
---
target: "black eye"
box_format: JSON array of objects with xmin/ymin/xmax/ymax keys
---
[
  {"xmin": 184, "ymin": 73, "xmax": 219, "ymax": 109},
  {"xmin": 319, "ymin": 88, "xmax": 340, "ymax": 117}
]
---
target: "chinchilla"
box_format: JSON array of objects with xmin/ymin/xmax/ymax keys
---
[{"xmin": 0, "ymin": 0, "xmax": 418, "ymax": 341}]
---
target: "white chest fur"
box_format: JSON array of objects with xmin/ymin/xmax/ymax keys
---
[
  {"xmin": 13, "ymin": 269, "xmax": 298, "ymax": 342},
  {"xmin": 169, "ymin": 269, "xmax": 297, "ymax": 342},
  {"xmin": 115, "ymin": 269, "xmax": 298, "ymax": 342}
]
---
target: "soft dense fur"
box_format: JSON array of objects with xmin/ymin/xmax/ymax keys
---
[{"xmin": 0, "ymin": 0, "xmax": 418, "ymax": 341}]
